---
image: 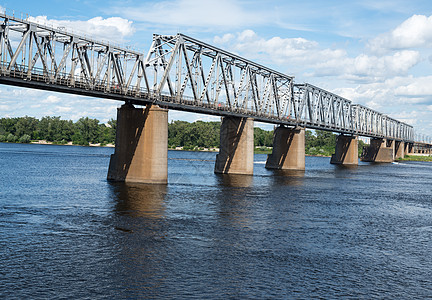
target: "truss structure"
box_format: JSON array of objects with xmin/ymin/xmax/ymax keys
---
[
  {"xmin": 351, "ymin": 105, "xmax": 414, "ymax": 141},
  {"xmin": 0, "ymin": 12, "xmax": 415, "ymax": 142},
  {"xmin": 292, "ymin": 84, "xmax": 352, "ymax": 132},
  {"xmin": 146, "ymin": 34, "xmax": 294, "ymax": 119},
  {"xmin": 0, "ymin": 13, "xmax": 148, "ymax": 97}
]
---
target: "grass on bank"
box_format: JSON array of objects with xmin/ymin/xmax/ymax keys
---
[{"xmin": 397, "ymin": 155, "xmax": 432, "ymax": 162}]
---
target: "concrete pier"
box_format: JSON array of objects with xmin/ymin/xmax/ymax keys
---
[
  {"xmin": 107, "ymin": 104, "xmax": 168, "ymax": 184},
  {"xmin": 330, "ymin": 135, "xmax": 358, "ymax": 166},
  {"xmin": 214, "ymin": 117, "xmax": 254, "ymax": 175},
  {"xmin": 265, "ymin": 126, "xmax": 305, "ymax": 170},
  {"xmin": 405, "ymin": 143, "xmax": 414, "ymax": 155},
  {"xmin": 395, "ymin": 141, "xmax": 405, "ymax": 159},
  {"xmin": 361, "ymin": 138, "xmax": 394, "ymax": 163}
]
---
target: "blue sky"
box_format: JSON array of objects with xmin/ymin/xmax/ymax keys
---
[{"xmin": 1, "ymin": 0, "xmax": 432, "ymax": 136}]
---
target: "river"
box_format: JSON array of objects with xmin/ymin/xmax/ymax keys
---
[{"xmin": 1, "ymin": 142, "xmax": 431, "ymax": 298}]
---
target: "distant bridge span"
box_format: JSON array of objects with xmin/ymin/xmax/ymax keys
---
[{"xmin": 0, "ymin": 12, "xmax": 430, "ymax": 183}]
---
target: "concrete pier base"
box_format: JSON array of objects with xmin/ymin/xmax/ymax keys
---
[
  {"xmin": 265, "ymin": 126, "xmax": 305, "ymax": 170},
  {"xmin": 214, "ymin": 117, "xmax": 254, "ymax": 175},
  {"xmin": 395, "ymin": 141, "xmax": 405, "ymax": 159},
  {"xmin": 107, "ymin": 104, "xmax": 168, "ymax": 184},
  {"xmin": 405, "ymin": 143, "xmax": 414, "ymax": 155},
  {"xmin": 330, "ymin": 135, "xmax": 358, "ymax": 166},
  {"xmin": 361, "ymin": 138, "xmax": 394, "ymax": 163}
]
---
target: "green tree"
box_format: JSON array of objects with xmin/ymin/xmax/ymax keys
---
[
  {"xmin": 15, "ymin": 116, "xmax": 38, "ymax": 139},
  {"xmin": 37, "ymin": 116, "xmax": 65, "ymax": 141},
  {"xmin": 6, "ymin": 133, "xmax": 16, "ymax": 143},
  {"xmin": 305, "ymin": 129, "xmax": 337, "ymax": 156},
  {"xmin": 98, "ymin": 122, "xmax": 116, "ymax": 145},
  {"xmin": 254, "ymin": 127, "xmax": 273, "ymax": 147},
  {"xmin": 168, "ymin": 120, "xmax": 220, "ymax": 149},
  {"xmin": 0, "ymin": 118, "xmax": 18, "ymax": 136},
  {"xmin": 18, "ymin": 134, "xmax": 31, "ymax": 143},
  {"xmin": 74, "ymin": 117, "xmax": 100, "ymax": 145}
]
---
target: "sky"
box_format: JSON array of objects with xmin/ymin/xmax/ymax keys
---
[{"xmin": 1, "ymin": 0, "xmax": 432, "ymax": 136}]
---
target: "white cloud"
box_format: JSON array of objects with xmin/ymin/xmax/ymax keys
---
[
  {"xmin": 214, "ymin": 30, "xmax": 345, "ymax": 70},
  {"xmin": 55, "ymin": 106, "xmax": 73, "ymax": 113},
  {"xmin": 394, "ymin": 76, "xmax": 432, "ymax": 97},
  {"xmin": 336, "ymin": 76, "xmax": 432, "ymax": 103},
  {"xmin": 368, "ymin": 14, "xmax": 432, "ymax": 53},
  {"xmin": 0, "ymin": 104, "xmax": 11, "ymax": 111},
  {"xmin": 29, "ymin": 15, "xmax": 135, "ymax": 43},
  {"xmin": 313, "ymin": 50, "xmax": 420, "ymax": 81},
  {"xmin": 332, "ymin": 75, "xmax": 432, "ymax": 127},
  {"xmin": 214, "ymin": 33, "xmax": 235, "ymax": 44},
  {"xmin": 42, "ymin": 95, "xmax": 61, "ymax": 104},
  {"xmin": 111, "ymin": 0, "xmax": 268, "ymax": 29},
  {"xmin": 214, "ymin": 30, "xmax": 420, "ymax": 83}
]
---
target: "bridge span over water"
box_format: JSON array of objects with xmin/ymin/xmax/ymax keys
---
[{"xmin": 1, "ymin": 12, "xmax": 431, "ymax": 183}]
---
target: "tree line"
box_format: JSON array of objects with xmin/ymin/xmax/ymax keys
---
[
  {"xmin": 167, "ymin": 120, "xmax": 274, "ymax": 150},
  {"xmin": 167, "ymin": 121, "xmax": 364, "ymax": 156},
  {"xmin": 0, "ymin": 116, "xmax": 116, "ymax": 145},
  {"xmin": 1, "ymin": 116, "xmax": 359, "ymax": 156}
]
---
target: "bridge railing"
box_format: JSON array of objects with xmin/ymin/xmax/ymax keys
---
[{"xmin": 0, "ymin": 13, "xmax": 417, "ymax": 143}]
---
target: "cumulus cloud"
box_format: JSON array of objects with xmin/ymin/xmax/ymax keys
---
[
  {"xmin": 214, "ymin": 30, "xmax": 420, "ymax": 83},
  {"xmin": 313, "ymin": 50, "xmax": 420, "ymax": 81},
  {"xmin": 368, "ymin": 14, "xmax": 432, "ymax": 53},
  {"xmin": 29, "ymin": 15, "xmax": 135, "ymax": 43},
  {"xmin": 394, "ymin": 76, "xmax": 432, "ymax": 97},
  {"xmin": 214, "ymin": 30, "xmax": 345, "ymax": 71},
  {"xmin": 332, "ymin": 75, "xmax": 432, "ymax": 128},
  {"xmin": 329, "ymin": 75, "xmax": 432, "ymax": 135}
]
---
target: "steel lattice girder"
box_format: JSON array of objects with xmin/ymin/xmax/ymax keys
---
[
  {"xmin": 0, "ymin": 13, "xmax": 150, "ymax": 96},
  {"xmin": 145, "ymin": 34, "xmax": 295, "ymax": 119},
  {"xmin": 0, "ymin": 13, "xmax": 416, "ymax": 142}
]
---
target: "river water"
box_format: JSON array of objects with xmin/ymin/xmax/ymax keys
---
[{"xmin": 1, "ymin": 142, "xmax": 431, "ymax": 299}]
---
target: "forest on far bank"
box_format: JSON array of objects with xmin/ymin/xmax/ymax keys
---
[
  {"xmin": 0, "ymin": 116, "xmax": 364, "ymax": 156},
  {"xmin": 0, "ymin": 116, "xmax": 116, "ymax": 146}
]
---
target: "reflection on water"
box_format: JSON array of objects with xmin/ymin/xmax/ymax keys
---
[
  {"xmin": 216, "ymin": 174, "xmax": 254, "ymax": 187},
  {"xmin": 110, "ymin": 182, "xmax": 167, "ymax": 218},
  {"xmin": 270, "ymin": 169, "xmax": 305, "ymax": 186},
  {"xmin": 215, "ymin": 182, "xmax": 251, "ymax": 227}
]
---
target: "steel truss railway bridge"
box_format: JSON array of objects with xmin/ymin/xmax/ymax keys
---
[{"xmin": 1, "ymin": 12, "xmax": 431, "ymax": 183}]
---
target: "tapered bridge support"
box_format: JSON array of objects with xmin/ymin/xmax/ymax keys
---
[
  {"xmin": 361, "ymin": 138, "xmax": 394, "ymax": 163},
  {"xmin": 265, "ymin": 126, "xmax": 305, "ymax": 170},
  {"xmin": 107, "ymin": 104, "xmax": 168, "ymax": 184},
  {"xmin": 330, "ymin": 135, "xmax": 358, "ymax": 166},
  {"xmin": 405, "ymin": 143, "xmax": 414, "ymax": 155},
  {"xmin": 395, "ymin": 141, "xmax": 405, "ymax": 159},
  {"xmin": 214, "ymin": 117, "xmax": 254, "ymax": 175}
]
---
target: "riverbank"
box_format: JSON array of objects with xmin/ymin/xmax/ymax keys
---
[
  {"xmin": 30, "ymin": 140, "xmax": 115, "ymax": 147},
  {"xmin": 397, "ymin": 154, "xmax": 432, "ymax": 162},
  {"xmin": 8, "ymin": 141, "xmax": 332, "ymax": 156}
]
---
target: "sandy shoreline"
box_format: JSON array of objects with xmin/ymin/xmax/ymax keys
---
[{"xmin": 30, "ymin": 140, "xmax": 115, "ymax": 147}]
